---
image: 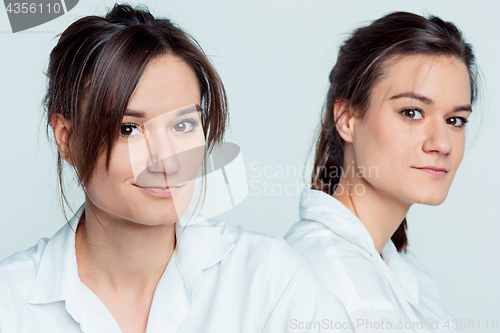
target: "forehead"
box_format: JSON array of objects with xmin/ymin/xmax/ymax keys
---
[
  {"xmin": 126, "ymin": 54, "xmax": 201, "ymax": 119},
  {"xmin": 372, "ymin": 54, "xmax": 471, "ymax": 106}
]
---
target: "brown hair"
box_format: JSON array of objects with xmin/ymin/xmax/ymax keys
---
[
  {"xmin": 311, "ymin": 12, "xmax": 478, "ymax": 252},
  {"xmin": 43, "ymin": 3, "xmax": 228, "ymax": 219}
]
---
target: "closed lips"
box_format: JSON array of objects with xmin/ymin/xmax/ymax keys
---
[
  {"xmin": 413, "ymin": 166, "xmax": 448, "ymax": 172},
  {"xmin": 134, "ymin": 184, "xmax": 184, "ymax": 189}
]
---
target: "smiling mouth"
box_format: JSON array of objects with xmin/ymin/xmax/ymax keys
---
[
  {"xmin": 412, "ymin": 167, "xmax": 448, "ymax": 179},
  {"xmin": 133, "ymin": 184, "xmax": 185, "ymax": 198},
  {"xmin": 134, "ymin": 184, "xmax": 184, "ymax": 189}
]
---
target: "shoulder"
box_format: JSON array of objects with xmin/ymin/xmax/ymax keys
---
[
  {"xmin": 284, "ymin": 221, "xmax": 402, "ymax": 322},
  {"xmin": 285, "ymin": 218, "xmax": 328, "ymax": 238},
  {"xmin": 209, "ymin": 219, "xmax": 287, "ymax": 247},
  {"xmin": 0, "ymin": 238, "xmax": 49, "ymax": 305},
  {"xmin": 285, "ymin": 220, "xmax": 394, "ymax": 304},
  {"xmin": 208, "ymin": 218, "xmax": 308, "ymax": 268},
  {"xmin": 284, "ymin": 218, "xmax": 339, "ymax": 248},
  {"xmin": 285, "ymin": 217, "xmax": 356, "ymax": 245},
  {"xmin": 208, "ymin": 220, "xmax": 350, "ymax": 316},
  {"xmin": 203, "ymin": 220, "xmax": 351, "ymax": 329},
  {"xmin": 0, "ymin": 237, "xmax": 48, "ymax": 283},
  {"xmin": 285, "ymin": 218, "xmax": 365, "ymax": 264}
]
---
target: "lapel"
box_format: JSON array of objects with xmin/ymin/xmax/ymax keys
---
[
  {"xmin": 381, "ymin": 240, "xmax": 420, "ymax": 308},
  {"xmin": 299, "ymin": 188, "xmax": 380, "ymax": 256},
  {"xmin": 26, "ymin": 205, "xmax": 84, "ymax": 305},
  {"xmin": 146, "ymin": 212, "xmax": 235, "ymax": 332},
  {"xmin": 27, "ymin": 204, "xmax": 122, "ymax": 332},
  {"xmin": 26, "ymin": 204, "xmax": 235, "ymax": 333}
]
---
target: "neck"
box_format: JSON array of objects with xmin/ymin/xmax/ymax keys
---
[
  {"xmin": 331, "ymin": 156, "xmax": 411, "ymax": 255},
  {"xmin": 75, "ymin": 197, "xmax": 176, "ymax": 294}
]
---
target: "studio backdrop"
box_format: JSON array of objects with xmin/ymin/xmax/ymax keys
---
[{"xmin": 1, "ymin": 0, "xmax": 499, "ymax": 330}]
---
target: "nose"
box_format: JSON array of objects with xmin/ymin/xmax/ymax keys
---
[
  {"xmin": 421, "ymin": 117, "xmax": 452, "ymax": 155},
  {"xmin": 145, "ymin": 129, "xmax": 180, "ymax": 175}
]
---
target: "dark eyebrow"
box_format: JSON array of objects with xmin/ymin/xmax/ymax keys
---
[
  {"xmin": 124, "ymin": 110, "xmax": 145, "ymax": 118},
  {"xmin": 390, "ymin": 92, "xmax": 433, "ymax": 105},
  {"xmin": 124, "ymin": 104, "xmax": 202, "ymax": 118},
  {"xmin": 390, "ymin": 92, "xmax": 472, "ymax": 113},
  {"xmin": 176, "ymin": 104, "xmax": 203, "ymax": 117},
  {"xmin": 453, "ymin": 105, "xmax": 472, "ymax": 112}
]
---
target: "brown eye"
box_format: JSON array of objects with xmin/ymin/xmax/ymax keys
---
[
  {"xmin": 401, "ymin": 108, "xmax": 423, "ymax": 120},
  {"xmin": 446, "ymin": 117, "xmax": 468, "ymax": 128},
  {"xmin": 174, "ymin": 122, "xmax": 186, "ymax": 132},
  {"xmin": 172, "ymin": 120, "xmax": 195, "ymax": 133},
  {"xmin": 119, "ymin": 124, "xmax": 141, "ymax": 138}
]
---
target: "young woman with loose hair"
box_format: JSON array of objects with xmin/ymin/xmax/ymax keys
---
[
  {"xmin": 285, "ymin": 11, "xmax": 477, "ymax": 332},
  {"xmin": 0, "ymin": 4, "xmax": 350, "ymax": 332}
]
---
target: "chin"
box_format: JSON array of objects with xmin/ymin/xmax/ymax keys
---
[
  {"xmin": 132, "ymin": 212, "xmax": 181, "ymax": 226},
  {"xmin": 124, "ymin": 201, "xmax": 186, "ymax": 225},
  {"xmin": 410, "ymin": 189, "xmax": 449, "ymax": 206},
  {"xmin": 152, "ymin": 207, "xmax": 188, "ymax": 224}
]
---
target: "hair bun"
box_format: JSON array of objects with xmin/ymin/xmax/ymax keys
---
[{"xmin": 104, "ymin": 3, "xmax": 155, "ymax": 26}]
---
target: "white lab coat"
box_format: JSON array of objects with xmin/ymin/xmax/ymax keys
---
[
  {"xmin": 285, "ymin": 189, "xmax": 456, "ymax": 333},
  {"xmin": 0, "ymin": 203, "xmax": 352, "ymax": 333}
]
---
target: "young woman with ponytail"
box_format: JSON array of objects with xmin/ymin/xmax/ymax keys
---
[{"xmin": 285, "ymin": 11, "xmax": 477, "ymax": 333}]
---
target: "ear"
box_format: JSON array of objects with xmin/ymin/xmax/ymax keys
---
[
  {"xmin": 333, "ymin": 99, "xmax": 356, "ymax": 143},
  {"xmin": 51, "ymin": 114, "xmax": 73, "ymax": 164}
]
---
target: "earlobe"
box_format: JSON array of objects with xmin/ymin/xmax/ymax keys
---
[
  {"xmin": 52, "ymin": 114, "xmax": 73, "ymax": 164},
  {"xmin": 333, "ymin": 99, "xmax": 354, "ymax": 143}
]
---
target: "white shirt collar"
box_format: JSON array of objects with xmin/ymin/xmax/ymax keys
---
[
  {"xmin": 299, "ymin": 188, "xmax": 379, "ymax": 257},
  {"xmin": 27, "ymin": 203, "xmax": 235, "ymax": 305},
  {"xmin": 298, "ymin": 188, "xmax": 420, "ymax": 307}
]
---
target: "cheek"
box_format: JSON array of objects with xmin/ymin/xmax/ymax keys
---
[
  {"xmin": 353, "ymin": 113, "xmax": 408, "ymax": 183},
  {"xmin": 86, "ymin": 144, "xmax": 133, "ymax": 194},
  {"xmin": 109, "ymin": 143, "xmax": 135, "ymax": 182},
  {"xmin": 452, "ymin": 133, "xmax": 466, "ymax": 165},
  {"xmin": 82, "ymin": 156, "xmax": 109, "ymax": 207},
  {"xmin": 128, "ymin": 136, "xmax": 152, "ymax": 180},
  {"xmin": 183, "ymin": 128, "xmax": 206, "ymax": 151},
  {"xmin": 174, "ymin": 131, "xmax": 206, "ymax": 175},
  {"xmin": 447, "ymin": 132, "xmax": 466, "ymax": 182}
]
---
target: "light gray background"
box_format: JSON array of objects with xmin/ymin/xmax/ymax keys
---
[{"xmin": 1, "ymin": 0, "xmax": 499, "ymax": 330}]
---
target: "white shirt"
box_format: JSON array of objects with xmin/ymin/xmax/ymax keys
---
[
  {"xmin": 0, "ymin": 203, "xmax": 352, "ymax": 333},
  {"xmin": 284, "ymin": 189, "xmax": 456, "ymax": 333}
]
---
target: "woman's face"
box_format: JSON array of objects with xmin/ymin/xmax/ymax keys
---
[
  {"xmin": 351, "ymin": 54, "xmax": 472, "ymax": 206},
  {"xmin": 84, "ymin": 54, "xmax": 205, "ymax": 225}
]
